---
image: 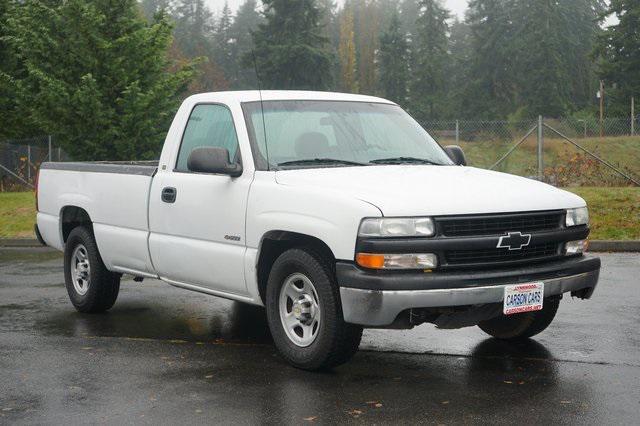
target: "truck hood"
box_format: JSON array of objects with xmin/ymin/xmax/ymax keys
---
[{"xmin": 274, "ymin": 165, "xmax": 585, "ymax": 216}]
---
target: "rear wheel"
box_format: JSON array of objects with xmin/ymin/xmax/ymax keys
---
[
  {"xmin": 64, "ymin": 226, "xmax": 120, "ymax": 313},
  {"xmin": 265, "ymin": 248, "xmax": 363, "ymax": 370},
  {"xmin": 478, "ymin": 297, "xmax": 560, "ymax": 340}
]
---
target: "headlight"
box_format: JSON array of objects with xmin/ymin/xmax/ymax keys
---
[
  {"xmin": 566, "ymin": 207, "xmax": 589, "ymax": 227},
  {"xmin": 356, "ymin": 253, "xmax": 438, "ymax": 270},
  {"xmin": 359, "ymin": 217, "xmax": 435, "ymax": 238}
]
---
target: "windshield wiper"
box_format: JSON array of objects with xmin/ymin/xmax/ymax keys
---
[
  {"xmin": 277, "ymin": 158, "xmax": 367, "ymax": 167},
  {"xmin": 369, "ymin": 157, "xmax": 444, "ymax": 166}
]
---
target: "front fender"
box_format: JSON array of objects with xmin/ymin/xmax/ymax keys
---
[{"xmin": 246, "ymin": 176, "xmax": 382, "ymax": 260}]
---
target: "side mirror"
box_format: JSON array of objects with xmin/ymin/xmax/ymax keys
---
[
  {"xmin": 187, "ymin": 147, "xmax": 242, "ymax": 177},
  {"xmin": 444, "ymin": 145, "xmax": 467, "ymax": 166}
]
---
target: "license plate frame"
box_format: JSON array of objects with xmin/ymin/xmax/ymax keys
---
[{"xmin": 503, "ymin": 282, "xmax": 544, "ymax": 315}]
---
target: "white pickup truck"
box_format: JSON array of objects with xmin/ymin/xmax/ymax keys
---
[{"xmin": 36, "ymin": 91, "xmax": 600, "ymax": 370}]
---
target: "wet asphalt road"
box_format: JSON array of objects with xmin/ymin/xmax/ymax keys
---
[{"xmin": 0, "ymin": 250, "xmax": 638, "ymax": 425}]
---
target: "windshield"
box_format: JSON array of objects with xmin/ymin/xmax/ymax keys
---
[{"xmin": 241, "ymin": 100, "xmax": 453, "ymax": 170}]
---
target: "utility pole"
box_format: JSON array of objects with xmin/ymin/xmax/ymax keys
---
[{"xmin": 599, "ymin": 80, "xmax": 605, "ymax": 138}]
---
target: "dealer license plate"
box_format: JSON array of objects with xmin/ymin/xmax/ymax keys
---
[{"xmin": 503, "ymin": 282, "xmax": 544, "ymax": 315}]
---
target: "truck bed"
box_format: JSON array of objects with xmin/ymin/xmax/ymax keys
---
[{"xmin": 37, "ymin": 161, "xmax": 159, "ymax": 276}]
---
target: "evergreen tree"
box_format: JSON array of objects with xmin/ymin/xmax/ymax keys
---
[
  {"xmin": 213, "ymin": 2, "xmax": 235, "ymax": 83},
  {"xmin": 173, "ymin": 0, "xmax": 213, "ymax": 58},
  {"xmin": 5, "ymin": 0, "xmax": 198, "ymax": 160},
  {"xmin": 509, "ymin": 0, "xmax": 603, "ymax": 117},
  {"xmin": 511, "ymin": 0, "xmax": 575, "ymax": 116},
  {"xmin": 378, "ymin": 11, "xmax": 409, "ymax": 104},
  {"xmin": 230, "ymin": 0, "xmax": 263, "ymax": 89},
  {"xmin": 140, "ymin": 0, "xmax": 172, "ymax": 21},
  {"xmin": 318, "ymin": 0, "xmax": 339, "ymax": 89},
  {"xmin": 0, "ymin": 0, "xmax": 29, "ymax": 139},
  {"xmin": 173, "ymin": 0, "xmax": 228, "ymax": 91},
  {"xmin": 399, "ymin": 0, "xmax": 420, "ymax": 41},
  {"xmin": 445, "ymin": 18, "xmax": 471, "ymax": 116},
  {"xmin": 248, "ymin": 0, "xmax": 334, "ymax": 90},
  {"xmin": 566, "ymin": 0, "xmax": 605, "ymax": 112},
  {"xmin": 318, "ymin": 0, "xmax": 338, "ymax": 42},
  {"xmin": 464, "ymin": 0, "xmax": 516, "ymax": 118},
  {"xmin": 410, "ymin": 0, "xmax": 450, "ymax": 121},
  {"xmin": 595, "ymin": 0, "xmax": 639, "ymax": 115},
  {"xmin": 338, "ymin": 5, "xmax": 358, "ymax": 92}
]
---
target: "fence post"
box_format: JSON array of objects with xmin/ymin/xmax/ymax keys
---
[
  {"xmin": 58, "ymin": 147, "xmax": 61, "ymax": 161},
  {"xmin": 632, "ymin": 96, "xmax": 635, "ymax": 136},
  {"xmin": 27, "ymin": 144, "xmax": 31, "ymax": 182},
  {"xmin": 599, "ymin": 80, "xmax": 605, "ymax": 138},
  {"xmin": 537, "ymin": 116, "xmax": 544, "ymax": 181},
  {"xmin": 48, "ymin": 135, "xmax": 52, "ymax": 161},
  {"xmin": 455, "ymin": 120, "xmax": 460, "ymax": 144}
]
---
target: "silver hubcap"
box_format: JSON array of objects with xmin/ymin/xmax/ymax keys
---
[
  {"xmin": 279, "ymin": 273, "xmax": 321, "ymax": 347},
  {"xmin": 71, "ymin": 245, "xmax": 90, "ymax": 296}
]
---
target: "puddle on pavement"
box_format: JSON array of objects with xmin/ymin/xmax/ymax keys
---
[{"xmin": 35, "ymin": 300, "xmax": 273, "ymax": 345}]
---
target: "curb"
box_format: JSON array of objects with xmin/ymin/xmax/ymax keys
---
[
  {"xmin": 588, "ymin": 240, "xmax": 640, "ymax": 253},
  {"xmin": 0, "ymin": 239, "xmax": 44, "ymax": 247},
  {"xmin": 2, "ymin": 239, "xmax": 640, "ymax": 252}
]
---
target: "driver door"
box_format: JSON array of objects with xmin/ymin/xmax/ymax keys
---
[{"xmin": 148, "ymin": 103, "xmax": 251, "ymax": 297}]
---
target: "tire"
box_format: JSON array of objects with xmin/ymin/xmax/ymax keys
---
[
  {"xmin": 265, "ymin": 247, "xmax": 363, "ymax": 370},
  {"xmin": 64, "ymin": 226, "xmax": 120, "ymax": 313},
  {"xmin": 478, "ymin": 297, "xmax": 560, "ymax": 340}
]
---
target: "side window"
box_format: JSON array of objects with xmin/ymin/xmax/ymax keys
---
[{"xmin": 175, "ymin": 104, "xmax": 239, "ymax": 172}]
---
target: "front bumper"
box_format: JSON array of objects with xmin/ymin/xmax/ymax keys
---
[{"xmin": 337, "ymin": 255, "xmax": 600, "ymax": 327}]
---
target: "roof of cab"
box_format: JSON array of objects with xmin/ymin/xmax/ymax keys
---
[{"xmin": 184, "ymin": 90, "xmax": 396, "ymax": 105}]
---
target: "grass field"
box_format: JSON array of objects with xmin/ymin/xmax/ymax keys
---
[
  {"xmin": 1, "ymin": 188, "xmax": 638, "ymax": 240},
  {"xmin": 0, "ymin": 192, "xmax": 36, "ymax": 238},
  {"xmin": 568, "ymin": 187, "xmax": 640, "ymax": 240},
  {"xmin": 440, "ymin": 135, "xmax": 640, "ymax": 186}
]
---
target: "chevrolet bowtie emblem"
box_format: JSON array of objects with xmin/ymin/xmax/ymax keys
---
[{"xmin": 497, "ymin": 231, "xmax": 532, "ymax": 251}]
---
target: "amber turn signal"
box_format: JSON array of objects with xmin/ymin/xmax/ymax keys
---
[{"xmin": 356, "ymin": 253, "xmax": 385, "ymax": 269}]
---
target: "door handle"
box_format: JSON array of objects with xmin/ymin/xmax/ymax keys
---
[{"xmin": 161, "ymin": 187, "xmax": 177, "ymax": 203}]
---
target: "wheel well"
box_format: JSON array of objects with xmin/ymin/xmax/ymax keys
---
[
  {"xmin": 61, "ymin": 206, "xmax": 93, "ymax": 243},
  {"xmin": 257, "ymin": 231, "xmax": 336, "ymax": 304}
]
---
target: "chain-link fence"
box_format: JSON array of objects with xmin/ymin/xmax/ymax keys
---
[
  {"xmin": 422, "ymin": 116, "xmax": 639, "ymax": 143},
  {"xmin": 0, "ymin": 136, "xmax": 69, "ymax": 191},
  {"xmin": 1, "ymin": 117, "xmax": 638, "ymax": 191},
  {"xmin": 422, "ymin": 117, "xmax": 640, "ymax": 187}
]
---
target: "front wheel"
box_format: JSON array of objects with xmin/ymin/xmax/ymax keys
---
[
  {"xmin": 265, "ymin": 248, "xmax": 363, "ymax": 370},
  {"xmin": 64, "ymin": 226, "xmax": 120, "ymax": 313},
  {"xmin": 478, "ymin": 297, "xmax": 560, "ymax": 340}
]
